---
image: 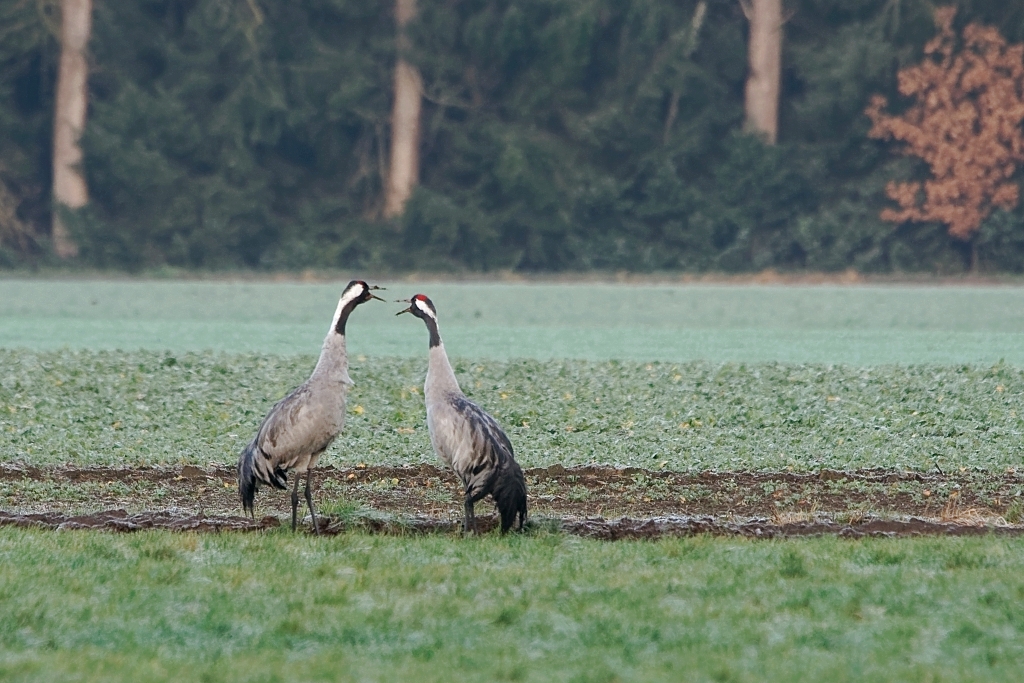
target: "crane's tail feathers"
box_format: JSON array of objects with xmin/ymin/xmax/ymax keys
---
[
  {"xmin": 238, "ymin": 441, "xmax": 259, "ymax": 516},
  {"xmin": 493, "ymin": 460, "xmax": 528, "ymax": 533},
  {"xmin": 268, "ymin": 465, "xmax": 289, "ymax": 490},
  {"xmin": 238, "ymin": 440, "xmax": 289, "ymax": 516}
]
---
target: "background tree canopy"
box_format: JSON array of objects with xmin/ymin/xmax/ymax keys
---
[{"xmin": 1, "ymin": 0, "xmax": 1024, "ymax": 273}]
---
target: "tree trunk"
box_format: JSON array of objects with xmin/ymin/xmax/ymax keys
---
[
  {"xmin": 383, "ymin": 0, "xmax": 422, "ymax": 219},
  {"xmin": 51, "ymin": 0, "xmax": 92, "ymax": 258},
  {"xmin": 663, "ymin": 1, "xmax": 708, "ymax": 145},
  {"xmin": 741, "ymin": 0, "xmax": 782, "ymax": 144}
]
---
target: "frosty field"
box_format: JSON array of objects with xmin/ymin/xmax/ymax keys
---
[{"xmin": 2, "ymin": 278, "xmax": 1024, "ymax": 682}]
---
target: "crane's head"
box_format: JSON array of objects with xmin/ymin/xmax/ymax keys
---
[
  {"xmin": 396, "ymin": 294, "xmax": 438, "ymax": 322},
  {"xmin": 342, "ymin": 280, "xmax": 386, "ymax": 307},
  {"xmin": 331, "ymin": 281, "xmax": 385, "ymax": 335}
]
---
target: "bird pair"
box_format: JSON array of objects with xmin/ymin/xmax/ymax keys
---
[{"xmin": 237, "ymin": 280, "xmax": 528, "ymax": 536}]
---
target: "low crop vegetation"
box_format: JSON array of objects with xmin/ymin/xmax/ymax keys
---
[{"xmin": 2, "ymin": 349, "xmax": 1023, "ymax": 472}]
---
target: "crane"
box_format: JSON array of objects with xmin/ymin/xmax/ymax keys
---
[
  {"xmin": 238, "ymin": 280, "xmax": 383, "ymax": 532},
  {"xmin": 397, "ymin": 294, "xmax": 527, "ymax": 533}
]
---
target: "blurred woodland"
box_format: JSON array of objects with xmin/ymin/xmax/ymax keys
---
[{"xmin": 2, "ymin": 0, "xmax": 1024, "ymax": 273}]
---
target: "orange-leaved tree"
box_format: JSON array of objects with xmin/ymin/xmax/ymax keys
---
[{"xmin": 865, "ymin": 7, "xmax": 1024, "ymax": 248}]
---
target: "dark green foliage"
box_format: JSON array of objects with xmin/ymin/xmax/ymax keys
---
[
  {"xmin": 1, "ymin": 0, "xmax": 1024, "ymax": 271},
  {"xmin": 0, "ymin": 0, "xmax": 60, "ymax": 259},
  {"xmin": 977, "ymin": 209, "xmax": 1024, "ymax": 273},
  {"xmin": 69, "ymin": 0, "xmax": 395, "ymax": 269},
  {"xmin": 407, "ymin": 0, "xmax": 756, "ymax": 271}
]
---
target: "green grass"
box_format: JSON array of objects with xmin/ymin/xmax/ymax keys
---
[
  {"xmin": 3, "ymin": 349, "xmax": 1023, "ymax": 471},
  {"xmin": 5, "ymin": 279, "xmax": 1024, "ymax": 363},
  {"xmin": 2, "ymin": 528, "xmax": 1023, "ymax": 682}
]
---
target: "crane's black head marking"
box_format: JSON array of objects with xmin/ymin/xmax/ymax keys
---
[
  {"xmin": 334, "ymin": 280, "xmax": 385, "ymax": 334},
  {"xmin": 345, "ymin": 280, "xmax": 386, "ymax": 305},
  {"xmin": 396, "ymin": 294, "xmax": 440, "ymax": 347},
  {"xmin": 396, "ymin": 294, "xmax": 437, "ymax": 320}
]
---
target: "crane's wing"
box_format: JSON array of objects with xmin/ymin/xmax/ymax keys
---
[
  {"xmin": 255, "ymin": 383, "xmax": 341, "ymax": 466},
  {"xmin": 430, "ymin": 393, "xmax": 515, "ymax": 491},
  {"xmin": 450, "ymin": 394, "xmax": 515, "ymax": 463}
]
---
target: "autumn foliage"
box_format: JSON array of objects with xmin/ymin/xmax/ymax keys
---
[{"xmin": 866, "ymin": 7, "xmax": 1024, "ymax": 241}]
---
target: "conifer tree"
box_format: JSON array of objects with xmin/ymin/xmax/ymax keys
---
[{"xmin": 1, "ymin": 0, "xmax": 1021, "ymax": 272}]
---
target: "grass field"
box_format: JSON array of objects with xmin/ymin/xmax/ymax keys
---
[
  {"xmin": 3, "ymin": 279, "xmax": 1024, "ymax": 681},
  {"xmin": 3, "ymin": 529, "xmax": 1024, "ymax": 682}
]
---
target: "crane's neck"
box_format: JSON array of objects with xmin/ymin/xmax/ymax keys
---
[
  {"xmin": 311, "ymin": 290, "xmax": 361, "ymax": 385},
  {"xmin": 312, "ymin": 328, "xmax": 351, "ymax": 385},
  {"xmin": 330, "ymin": 290, "xmax": 363, "ymax": 337},
  {"xmin": 421, "ymin": 314, "xmax": 441, "ymax": 349},
  {"xmin": 426, "ymin": 342, "xmax": 461, "ymax": 400}
]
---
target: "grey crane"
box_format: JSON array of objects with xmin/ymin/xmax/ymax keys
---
[
  {"xmin": 238, "ymin": 280, "xmax": 383, "ymax": 533},
  {"xmin": 397, "ymin": 294, "xmax": 527, "ymax": 534}
]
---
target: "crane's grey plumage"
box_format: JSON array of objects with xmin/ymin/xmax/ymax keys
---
[
  {"xmin": 398, "ymin": 294, "xmax": 527, "ymax": 533},
  {"xmin": 238, "ymin": 280, "xmax": 383, "ymax": 532}
]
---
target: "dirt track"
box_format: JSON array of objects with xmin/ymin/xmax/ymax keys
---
[{"xmin": 2, "ymin": 463, "xmax": 1022, "ymax": 539}]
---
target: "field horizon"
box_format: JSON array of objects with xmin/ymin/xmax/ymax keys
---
[{"xmin": 4, "ymin": 279, "xmax": 1024, "ymax": 364}]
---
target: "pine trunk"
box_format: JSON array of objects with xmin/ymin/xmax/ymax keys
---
[
  {"xmin": 742, "ymin": 0, "xmax": 782, "ymax": 144},
  {"xmin": 52, "ymin": 0, "xmax": 92, "ymax": 259},
  {"xmin": 383, "ymin": 0, "xmax": 422, "ymax": 219}
]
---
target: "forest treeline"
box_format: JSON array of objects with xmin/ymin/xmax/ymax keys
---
[{"xmin": 2, "ymin": 0, "xmax": 1024, "ymax": 273}]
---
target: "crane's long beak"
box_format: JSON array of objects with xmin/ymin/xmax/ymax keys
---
[
  {"xmin": 395, "ymin": 299, "xmax": 413, "ymax": 316},
  {"xmin": 367, "ymin": 285, "xmax": 386, "ymax": 302}
]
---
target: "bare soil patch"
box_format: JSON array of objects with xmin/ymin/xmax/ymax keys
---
[
  {"xmin": 0, "ymin": 509, "xmax": 276, "ymax": 533},
  {"xmin": 2, "ymin": 463, "xmax": 1021, "ymax": 538},
  {"xmin": 3, "ymin": 509, "xmax": 1023, "ymax": 540}
]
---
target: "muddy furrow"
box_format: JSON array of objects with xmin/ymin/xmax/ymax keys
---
[
  {"xmin": 2, "ymin": 463, "xmax": 1023, "ymax": 533},
  {"xmin": 2, "ymin": 462, "xmax": 1015, "ymax": 486},
  {"xmin": 0, "ymin": 509, "xmax": 278, "ymax": 532},
  {"xmin": 1, "ymin": 508, "xmax": 1021, "ymax": 540}
]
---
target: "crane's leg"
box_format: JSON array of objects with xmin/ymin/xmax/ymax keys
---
[
  {"xmin": 463, "ymin": 487, "xmax": 489, "ymax": 535},
  {"xmin": 291, "ymin": 475, "xmax": 300, "ymax": 532},
  {"xmin": 463, "ymin": 494, "xmax": 476, "ymax": 535},
  {"xmin": 304, "ymin": 468, "xmax": 320, "ymax": 536}
]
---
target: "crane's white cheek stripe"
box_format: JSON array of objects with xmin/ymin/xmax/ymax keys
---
[
  {"xmin": 331, "ymin": 287, "xmax": 365, "ymax": 329},
  {"xmin": 339, "ymin": 287, "xmax": 364, "ymax": 310},
  {"xmin": 415, "ymin": 299, "xmax": 437, "ymax": 321}
]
